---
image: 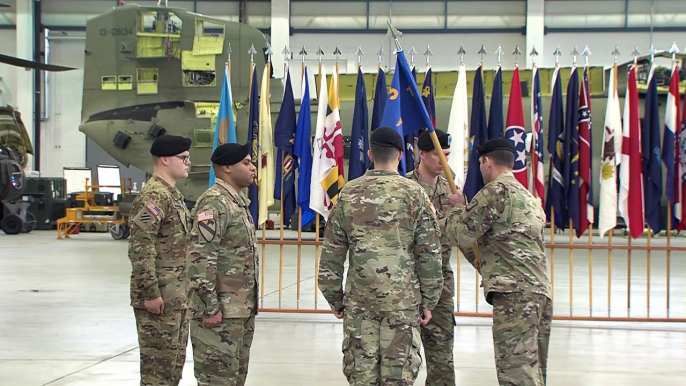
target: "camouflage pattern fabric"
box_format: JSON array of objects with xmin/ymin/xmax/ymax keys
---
[
  {"xmin": 407, "ymin": 168, "xmax": 455, "ymax": 385},
  {"xmin": 190, "ymin": 316, "xmax": 255, "ymax": 386},
  {"xmin": 445, "ymin": 171, "xmax": 552, "ymax": 300},
  {"xmin": 187, "ymin": 178, "xmax": 259, "ymax": 319},
  {"xmin": 187, "ymin": 179, "xmax": 259, "ymax": 385},
  {"xmin": 342, "ymin": 308, "xmax": 423, "ymax": 386},
  {"xmin": 128, "ymin": 175, "xmax": 191, "ymax": 385},
  {"xmin": 133, "ymin": 308, "xmax": 189, "ymax": 386},
  {"xmin": 444, "ymin": 171, "xmax": 553, "ymax": 385},
  {"xmin": 128, "ymin": 174, "xmax": 191, "ymax": 310},
  {"xmin": 318, "ymin": 169, "xmax": 444, "ymax": 314},
  {"xmin": 318, "ymin": 168, "xmax": 443, "ymax": 385},
  {"xmin": 491, "ymin": 292, "xmax": 552, "ymax": 386}
]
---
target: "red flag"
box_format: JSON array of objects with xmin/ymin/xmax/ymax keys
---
[
  {"xmin": 505, "ymin": 67, "xmax": 527, "ymax": 187},
  {"xmin": 577, "ymin": 67, "xmax": 594, "ymax": 236},
  {"xmin": 619, "ymin": 66, "xmax": 645, "ymax": 239}
]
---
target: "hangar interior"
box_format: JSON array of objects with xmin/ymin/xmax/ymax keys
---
[{"xmin": 1, "ymin": 0, "xmax": 686, "ymax": 385}]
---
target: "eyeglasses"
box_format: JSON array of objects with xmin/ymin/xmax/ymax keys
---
[{"xmin": 171, "ymin": 155, "xmax": 191, "ymax": 163}]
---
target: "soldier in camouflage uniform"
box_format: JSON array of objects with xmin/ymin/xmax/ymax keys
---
[
  {"xmin": 319, "ymin": 127, "xmax": 444, "ymax": 386},
  {"xmin": 407, "ymin": 129, "xmax": 457, "ymax": 385},
  {"xmin": 187, "ymin": 142, "xmax": 259, "ymax": 386},
  {"xmin": 128, "ymin": 135, "xmax": 192, "ymax": 386},
  {"xmin": 444, "ymin": 138, "xmax": 553, "ymax": 386}
]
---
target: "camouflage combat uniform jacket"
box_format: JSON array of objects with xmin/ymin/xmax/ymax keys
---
[
  {"xmin": 407, "ymin": 169, "xmax": 455, "ymax": 300},
  {"xmin": 187, "ymin": 179, "xmax": 259, "ymax": 319},
  {"xmin": 318, "ymin": 169, "xmax": 444, "ymax": 313},
  {"xmin": 128, "ymin": 175, "xmax": 190, "ymax": 310},
  {"xmin": 445, "ymin": 172, "xmax": 552, "ymax": 303}
]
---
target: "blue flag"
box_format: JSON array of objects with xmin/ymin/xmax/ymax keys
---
[
  {"xmin": 564, "ymin": 67, "xmax": 580, "ymax": 232},
  {"xmin": 274, "ymin": 71, "xmax": 297, "ymax": 227},
  {"xmin": 421, "ymin": 68, "xmax": 436, "ymax": 127},
  {"xmin": 404, "ymin": 66, "xmax": 418, "ymax": 171},
  {"xmin": 293, "ymin": 66, "xmax": 316, "ymax": 229},
  {"xmin": 349, "ymin": 67, "xmax": 369, "ymax": 181},
  {"xmin": 546, "ymin": 68, "xmax": 566, "ymax": 229},
  {"xmin": 247, "ymin": 66, "xmax": 259, "ymax": 226},
  {"xmin": 371, "ymin": 68, "xmax": 387, "ymax": 131},
  {"xmin": 464, "ymin": 65, "xmax": 487, "ymax": 200},
  {"xmin": 209, "ymin": 64, "xmax": 237, "ymax": 186},
  {"xmin": 644, "ymin": 67, "xmax": 663, "ymax": 233},
  {"xmin": 488, "ymin": 67, "xmax": 504, "ymax": 140},
  {"xmin": 380, "ymin": 52, "xmax": 436, "ymax": 176}
]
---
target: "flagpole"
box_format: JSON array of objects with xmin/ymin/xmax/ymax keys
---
[
  {"xmin": 297, "ymin": 45, "xmax": 307, "ymax": 308},
  {"xmin": 607, "ymin": 46, "xmax": 620, "ymax": 317},
  {"xmin": 314, "ymin": 45, "xmax": 324, "ymax": 310},
  {"xmin": 667, "ymin": 41, "xmax": 679, "ymax": 317},
  {"xmin": 550, "ymin": 46, "xmax": 561, "ymax": 303},
  {"xmin": 280, "ymin": 45, "xmax": 290, "ymax": 307},
  {"xmin": 581, "ymin": 46, "xmax": 594, "ymax": 316}
]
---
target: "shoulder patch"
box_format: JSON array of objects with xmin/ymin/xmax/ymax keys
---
[
  {"xmin": 133, "ymin": 200, "xmax": 162, "ymax": 230},
  {"xmin": 197, "ymin": 209, "xmax": 217, "ymax": 243},
  {"xmin": 466, "ymin": 196, "xmax": 479, "ymax": 212}
]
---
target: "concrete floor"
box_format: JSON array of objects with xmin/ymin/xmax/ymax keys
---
[{"xmin": 1, "ymin": 230, "xmax": 686, "ymax": 385}]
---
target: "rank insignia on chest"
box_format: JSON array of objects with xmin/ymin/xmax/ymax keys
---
[{"xmin": 197, "ymin": 210, "xmax": 216, "ymax": 243}]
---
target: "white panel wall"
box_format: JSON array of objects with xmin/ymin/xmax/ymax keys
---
[
  {"xmin": 0, "ymin": 30, "xmax": 17, "ymax": 107},
  {"xmin": 39, "ymin": 37, "xmax": 87, "ymax": 177}
]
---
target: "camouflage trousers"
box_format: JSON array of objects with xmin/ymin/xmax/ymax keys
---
[
  {"xmin": 133, "ymin": 308, "xmax": 189, "ymax": 386},
  {"xmin": 190, "ymin": 315, "xmax": 255, "ymax": 386},
  {"xmin": 342, "ymin": 308, "xmax": 423, "ymax": 386},
  {"xmin": 420, "ymin": 295, "xmax": 455, "ymax": 386},
  {"xmin": 491, "ymin": 292, "xmax": 553, "ymax": 386}
]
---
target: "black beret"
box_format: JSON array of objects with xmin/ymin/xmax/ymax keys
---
[
  {"xmin": 417, "ymin": 129, "xmax": 451, "ymax": 151},
  {"xmin": 211, "ymin": 142, "xmax": 251, "ymax": 166},
  {"xmin": 477, "ymin": 138, "xmax": 516, "ymax": 156},
  {"xmin": 370, "ymin": 127, "xmax": 404, "ymax": 152},
  {"xmin": 150, "ymin": 135, "xmax": 192, "ymax": 157}
]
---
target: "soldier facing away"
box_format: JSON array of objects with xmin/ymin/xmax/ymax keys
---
[
  {"xmin": 444, "ymin": 138, "xmax": 553, "ymax": 386},
  {"xmin": 407, "ymin": 129, "xmax": 458, "ymax": 385},
  {"xmin": 318, "ymin": 127, "xmax": 444, "ymax": 386},
  {"xmin": 187, "ymin": 142, "xmax": 259, "ymax": 386},
  {"xmin": 127, "ymin": 134, "xmax": 192, "ymax": 386}
]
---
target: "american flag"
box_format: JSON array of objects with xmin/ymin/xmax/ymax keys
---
[{"xmin": 529, "ymin": 66, "xmax": 545, "ymax": 207}]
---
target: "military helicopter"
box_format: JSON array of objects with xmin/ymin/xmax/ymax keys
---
[{"xmin": 79, "ymin": 3, "xmax": 274, "ymax": 203}]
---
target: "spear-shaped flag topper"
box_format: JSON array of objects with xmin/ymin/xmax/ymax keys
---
[
  {"xmin": 376, "ymin": 45, "xmax": 385, "ymax": 64},
  {"xmin": 582, "ymin": 45, "xmax": 591, "ymax": 66},
  {"xmin": 282, "ymin": 45, "xmax": 291, "ymax": 62},
  {"xmin": 299, "ymin": 45, "xmax": 307, "ymax": 64},
  {"xmin": 458, "ymin": 44, "xmax": 466, "ymax": 64},
  {"xmin": 632, "ymin": 46, "xmax": 641, "ymax": 64},
  {"xmin": 530, "ymin": 46, "xmax": 539, "ymax": 65},
  {"xmin": 612, "ymin": 45, "xmax": 621, "ymax": 63},
  {"xmin": 649, "ymin": 44, "xmax": 657, "ymax": 63},
  {"xmin": 496, "ymin": 44, "xmax": 504, "ymax": 64},
  {"xmin": 424, "ymin": 45, "xmax": 433, "ymax": 66},
  {"xmin": 553, "ymin": 45, "xmax": 562, "ymax": 65},
  {"xmin": 513, "ymin": 45, "xmax": 522, "ymax": 66},
  {"xmin": 316, "ymin": 46, "xmax": 324, "ymax": 63},
  {"xmin": 333, "ymin": 45, "xmax": 342, "ymax": 63},
  {"xmin": 409, "ymin": 46, "xmax": 417, "ymax": 66},
  {"xmin": 478, "ymin": 44, "xmax": 487, "ymax": 63},
  {"xmin": 265, "ymin": 43, "xmax": 273, "ymax": 63},
  {"xmin": 387, "ymin": 20, "xmax": 403, "ymax": 52},
  {"xmin": 248, "ymin": 44, "xmax": 257, "ymax": 62},
  {"xmin": 355, "ymin": 46, "xmax": 364, "ymax": 65},
  {"xmin": 571, "ymin": 46, "xmax": 579, "ymax": 66},
  {"xmin": 668, "ymin": 41, "xmax": 680, "ymax": 61},
  {"xmin": 227, "ymin": 43, "xmax": 232, "ymax": 62}
]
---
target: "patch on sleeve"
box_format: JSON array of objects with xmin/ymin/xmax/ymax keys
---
[
  {"xmin": 133, "ymin": 201, "xmax": 162, "ymax": 230},
  {"xmin": 466, "ymin": 197, "xmax": 479, "ymax": 212},
  {"xmin": 197, "ymin": 210, "xmax": 217, "ymax": 243}
]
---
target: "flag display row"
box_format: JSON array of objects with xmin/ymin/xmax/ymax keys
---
[{"xmin": 210, "ymin": 47, "xmax": 686, "ymax": 239}]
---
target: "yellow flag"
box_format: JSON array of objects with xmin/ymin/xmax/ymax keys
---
[{"xmin": 258, "ymin": 65, "xmax": 275, "ymax": 226}]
